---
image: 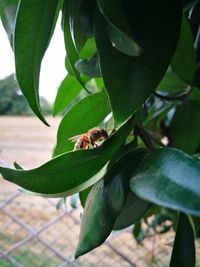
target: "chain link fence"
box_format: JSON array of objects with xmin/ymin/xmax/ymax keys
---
[{"xmin": 0, "ymin": 186, "xmax": 181, "ymax": 267}]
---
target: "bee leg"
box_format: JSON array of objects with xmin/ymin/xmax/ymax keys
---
[
  {"xmin": 90, "ymin": 139, "xmax": 98, "ymax": 148},
  {"xmin": 90, "ymin": 139, "xmax": 95, "ymax": 147},
  {"xmin": 110, "ymin": 128, "xmax": 117, "ymax": 135}
]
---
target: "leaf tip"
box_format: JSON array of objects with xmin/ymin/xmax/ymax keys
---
[
  {"xmin": 74, "ymin": 252, "xmax": 80, "ymax": 259},
  {"xmin": 75, "ymin": 239, "xmax": 93, "ymax": 259},
  {"xmin": 14, "ymin": 162, "xmax": 23, "ymax": 170},
  {"xmin": 74, "ymin": 247, "xmax": 84, "ymax": 259},
  {"xmin": 41, "ymin": 117, "xmax": 50, "ymax": 127},
  {"xmin": 52, "ymin": 109, "xmax": 57, "ymax": 117},
  {"xmin": 30, "ymin": 106, "xmax": 50, "ymax": 127}
]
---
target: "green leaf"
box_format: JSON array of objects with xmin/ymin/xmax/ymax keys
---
[
  {"xmin": 107, "ymin": 24, "xmax": 142, "ymax": 57},
  {"xmin": 53, "ymin": 74, "xmax": 82, "ymax": 116},
  {"xmin": 97, "ymin": 0, "xmax": 142, "ymax": 57},
  {"xmin": 0, "ymin": 0, "xmax": 19, "ymax": 47},
  {"xmin": 0, "ymin": 113, "xmax": 136, "ymax": 196},
  {"xmin": 193, "ymin": 216, "xmax": 200, "ymax": 238},
  {"xmin": 183, "ymin": 0, "xmax": 198, "ymax": 12},
  {"xmin": 69, "ymin": 0, "xmax": 95, "ymax": 52},
  {"xmin": 53, "ymin": 90, "xmax": 111, "ymax": 156},
  {"xmin": 79, "ymin": 37, "xmax": 97, "ymax": 59},
  {"xmin": 156, "ymin": 73, "xmax": 188, "ymax": 93},
  {"xmin": 189, "ymin": 1, "xmax": 200, "ymax": 25},
  {"xmin": 76, "ymin": 179, "xmax": 114, "ymax": 258},
  {"xmin": 79, "ymin": 186, "xmax": 93, "ymax": 207},
  {"xmin": 14, "ymin": 0, "xmax": 60, "ymax": 125},
  {"xmin": 170, "ymin": 213, "xmax": 195, "ymax": 267},
  {"xmin": 113, "ymin": 191, "xmax": 150, "ymax": 230},
  {"xmin": 65, "ymin": 55, "xmax": 74, "ymax": 76},
  {"xmin": 144, "ymin": 98, "xmax": 175, "ymax": 125},
  {"xmin": 75, "ymin": 53, "xmax": 101, "ymax": 78},
  {"xmin": 133, "ymin": 221, "xmax": 143, "ymax": 244},
  {"xmin": 171, "ymin": 14, "xmax": 196, "ymax": 83},
  {"xmin": 130, "ymin": 148, "xmax": 200, "ymax": 217},
  {"xmin": 14, "ymin": 162, "xmax": 22, "ymax": 170},
  {"xmin": 62, "ymin": 0, "xmax": 91, "ymax": 94},
  {"xmin": 169, "ymin": 100, "xmax": 200, "ymax": 154},
  {"xmin": 95, "ymin": 1, "xmax": 182, "ymax": 124},
  {"xmin": 189, "ymin": 88, "xmax": 200, "ymax": 101},
  {"xmin": 56, "ymin": 197, "xmax": 66, "ymax": 210},
  {"xmin": 75, "ymin": 149, "xmax": 147, "ymax": 258}
]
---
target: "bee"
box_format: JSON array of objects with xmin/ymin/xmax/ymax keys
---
[{"xmin": 69, "ymin": 127, "xmax": 108, "ymax": 150}]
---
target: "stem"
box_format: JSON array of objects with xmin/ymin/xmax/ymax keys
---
[
  {"xmin": 154, "ymin": 85, "xmax": 193, "ymax": 101},
  {"xmin": 134, "ymin": 125, "xmax": 154, "ymax": 150}
]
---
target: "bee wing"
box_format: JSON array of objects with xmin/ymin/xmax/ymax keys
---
[{"xmin": 68, "ymin": 134, "xmax": 82, "ymax": 142}]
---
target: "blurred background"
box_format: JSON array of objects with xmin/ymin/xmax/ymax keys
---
[{"xmin": 0, "ymin": 15, "xmax": 200, "ymax": 267}]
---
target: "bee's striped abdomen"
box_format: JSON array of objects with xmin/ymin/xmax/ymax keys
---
[{"xmin": 74, "ymin": 134, "xmax": 90, "ymax": 150}]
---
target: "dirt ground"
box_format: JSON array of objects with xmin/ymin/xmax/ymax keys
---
[
  {"xmin": 0, "ymin": 116, "xmax": 61, "ymax": 191},
  {"xmin": 0, "ymin": 116, "xmax": 60, "ymax": 168}
]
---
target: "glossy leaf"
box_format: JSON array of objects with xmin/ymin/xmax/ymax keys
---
[
  {"xmin": 169, "ymin": 100, "xmax": 200, "ymax": 154},
  {"xmin": 95, "ymin": 1, "xmax": 181, "ymax": 124},
  {"xmin": 183, "ymin": 0, "xmax": 198, "ymax": 12},
  {"xmin": 75, "ymin": 53, "xmax": 101, "ymax": 78},
  {"xmin": 53, "ymin": 74, "xmax": 82, "ymax": 116},
  {"xmin": 107, "ymin": 139, "xmax": 139, "ymax": 170},
  {"xmin": 62, "ymin": 0, "xmax": 90, "ymax": 93},
  {"xmin": 0, "ymin": 0, "xmax": 19, "ymax": 46},
  {"xmin": 69, "ymin": 0, "xmax": 95, "ymax": 52},
  {"xmin": 130, "ymin": 148, "xmax": 200, "ymax": 217},
  {"xmin": 79, "ymin": 186, "xmax": 92, "ymax": 207},
  {"xmin": 170, "ymin": 213, "xmax": 195, "ymax": 267},
  {"xmin": 97, "ymin": 0, "xmax": 142, "ymax": 57},
  {"xmin": 144, "ymin": 99, "xmax": 174, "ymax": 126},
  {"xmin": 156, "ymin": 73, "xmax": 187, "ymax": 93},
  {"xmin": 56, "ymin": 197, "xmax": 66, "ymax": 210},
  {"xmin": 75, "ymin": 149, "xmax": 147, "ymax": 258},
  {"xmin": 65, "ymin": 55, "xmax": 74, "ymax": 76},
  {"xmin": 79, "ymin": 37, "xmax": 97, "ymax": 59},
  {"xmin": 14, "ymin": 0, "xmax": 60, "ymax": 125},
  {"xmin": 189, "ymin": 1, "xmax": 200, "ymax": 26},
  {"xmin": 189, "ymin": 88, "xmax": 200, "ymax": 101},
  {"xmin": 171, "ymin": 15, "xmax": 196, "ymax": 83},
  {"xmin": 76, "ymin": 179, "xmax": 114, "ymax": 258},
  {"xmin": 107, "ymin": 24, "xmax": 142, "ymax": 57},
  {"xmin": 133, "ymin": 221, "xmax": 143, "ymax": 244},
  {"xmin": 0, "ymin": 113, "xmax": 136, "ymax": 196},
  {"xmin": 113, "ymin": 191, "xmax": 150, "ymax": 230},
  {"xmin": 53, "ymin": 90, "xmax": 110, "ymax": 156},
  {"xmin": 14, "ymin": 162, "xmax": 22, "ymax": 170}
]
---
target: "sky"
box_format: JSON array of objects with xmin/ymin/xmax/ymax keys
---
[{"xmin": 0, "ymin": 15, "xmax": 66, "ymax": 103}]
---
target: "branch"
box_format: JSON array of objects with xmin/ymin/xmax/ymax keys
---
[{"xmin": 134, "ymin": 125, "xmax": 154, "ymax": 150}]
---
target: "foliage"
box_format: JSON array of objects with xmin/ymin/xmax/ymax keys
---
[
  {"xmin": 0, "ymin": 74, "xmax": 30, "ymax": 115},
  {"xmin": 0, "ymin": 0, "xmax": 200, "ymax": 265},
  {"xmin": 0, "ymin": 74, "xmax": 52, "ymax": 115}
]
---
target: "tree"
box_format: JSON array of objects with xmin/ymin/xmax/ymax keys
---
[
  {"xmin": 0, "ymin": 74, "xmax": 52, "ymax": 115},
  {"xmin": 0, "ymin": 0, "xmax": 200, "ymax": 265},
  {"xmin": 0, "ymin": 74, "xmax": 31, "ymax": 115}
]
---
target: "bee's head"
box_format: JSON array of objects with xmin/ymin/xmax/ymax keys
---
[{"xmin": 100, "ymin": 128, "xmax": 108, "ymax": 139}]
